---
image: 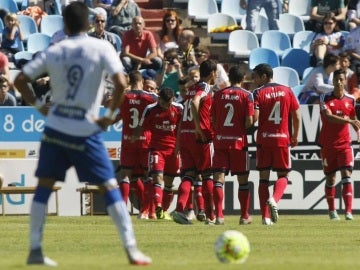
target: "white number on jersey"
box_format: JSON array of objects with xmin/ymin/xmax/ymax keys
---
[
  {"xmin": 223, "ymin": 103, "xmax": 234, "ymax": 127},
  {"xmin": 66, "ymin": 65, "xmax": 84, "ymax": 100},
  {"xmin": 268, "ymin": 101, "xmax": 282, "ymax": 124},
  {"xmin": 182, "ymin": 99, "xmax": 193, "ymax": 122},
  {"xmin": 129, "ymin": 108, "xmax": 140, "ymax": 128}
]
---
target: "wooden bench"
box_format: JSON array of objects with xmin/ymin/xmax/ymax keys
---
[
  {"xmin": 76, "ymin": 185, "xmax": 102, "ymax": 216},
  {"xmin": 0, "ymin": 186, "xmax": 61, "ymax": 216}
]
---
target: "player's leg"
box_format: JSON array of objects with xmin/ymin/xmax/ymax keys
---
[
  {"xmin": 339, "ymin": 148, "xmax": 355, "ymax": 220},
  {"xmin": 213, "ymin": 171, "xmax": 225, "ymax": 225},
  {"xmin": 118, "ymin": 168, "xmax": 131, "ymax": 204}
]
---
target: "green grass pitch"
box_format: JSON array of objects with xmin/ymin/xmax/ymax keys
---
[{"xmin": 1, "ymin": 215, "xmax": 360, "ymax": 269}]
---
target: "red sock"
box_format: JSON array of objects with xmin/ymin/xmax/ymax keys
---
[
  {"xmin": 119, "ymin": 179, "xmax": 130, "ymax": 204},
  {"xmin": 176, "ymin": 177, "xmax": 192, "ymax": 212},
  {"xmin": 185, "ymin": 190, "xmax": 193, "ymax": 210},
  {"xmin": 193, "ymin": 181, "xmax": 204, "ymax": 211},
  {"xmin": 141, "ymin": 179, "xmax": 153, "ymax": 213},
  {"xmin": 273, "ymin": 177, "xmax": 288, "ymax": 203},
  {"xmin": 213, "ymin": 182, "xmax": 224, "ymax": 218},
  {"xmin": 135, "ymin": 178, "xmax": 145, "ymax": 205},
  {"xmin": 153, "ymin": 183, "xmax": 163, "ymax": 208},
  {"xmin": 342, "ymin": 180, "xmax": 353, "ymax": 214},
  {"xmin": 325, "ymin": 184, "xmax": 336, "ymax": 211},
  {"xmin": 238, "ymin": 184, "xmax": 250, "ymax": 219},
  {"xmin": 203, "ymin": 178, "xmax": 214, "ymax": 220},
  {"xmin": 162, "ymin": 186, "xmax": 174, "ymax": 211},
  {"xmin": 258, "ymin": 180, "xmax": 270, "ymax": 218}
]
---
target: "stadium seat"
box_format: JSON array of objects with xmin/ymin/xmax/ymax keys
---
[
  {"xmin": 26, "ymin": 33, "xmax": 51, "ymax": 53},
  {"xmin": 260, "ymin": 30, "xmax": 291, "ymax": 57},
  {"xmin": 40, "ymin": 15, "xmax": 64, "ymax": 37},
  {"xmin": 188, "ymin": 0, "xmax": 218, "ymax": 23},
  {"xmin": 14, "ymin": 51, "xmax": 33, "ymax": 67},
  {"xmin": 302, "ymin": 66, "xmax": 314, "ymax": 84},
  {"xmin": 249, "ymin": 48, "xmax": 280, "ymax": 70},
  {"xmin": 281, "ymin": 48, "xmax": 310, "ymax": 80},
  {"xmin": 273, "ymin": 66, "xmax": 300, "ymax": 88},
  {"xmin": 228, "ymin": 29, "xmax": 259, "ymax": 58},
  {"xmin": 288, "ymin": 0, "xmax": 311, "ymax": 22},
  {"xmin": 17, "ymin": 15, "xmax": 38, "ymax": 42},
  {"xmin": 292, "ymin": 31, "xmax": 315, "ymax": 53},
  {"xmin": 0, "ymin": 0, "xmax": 19, "ymax": 13},
  {"xmin": 292, "ymin": 84, "xmax": 305, "ymax": 98},
  {"xmin": 221, "ymin": 0, "xmax": 246, "ymax": 22},
  {"xmin": 278, "ymin": 13, "xmax": 305, "ymax": 40},
  {"xmin": 0, "ymin": 18, "xmax": 4, "ymax": 32},
  {"xmin": 241, "ymin": 13, "xmax": 268, "ymax": 39},
  {"xmin": 207, "ymin": 13, "xmax": 238, "ymax": 41}
]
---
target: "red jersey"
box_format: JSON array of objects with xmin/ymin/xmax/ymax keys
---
[
  {"xmin": 119, "ymin": 90, "xmax": 157, "ymax": 148},
  {"xmin": 180, "ymin": 81, "xmax": 214, "ymax": 141},
  {"xmin": 253, "ymin": 83, "xmax": 299, "ymax": 147},
  {"xmin": 139, "ymin": 102, "xmax": 183, "ymax": 150},
  {"xmin": 212, "ymin": 86, "xmax": 254, "ymax": 149},
  {"xmin": 319, "ymin": 92, "xmax": 356, "ymax": 149}
]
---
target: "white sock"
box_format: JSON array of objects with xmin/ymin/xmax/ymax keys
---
[
  {"xmin": 29, "ymin": 201, "xmax": 47, "ymax": 250},
  {"xmin": 107, "ymin": 201, "xmax": 137, "ymax": 249}
]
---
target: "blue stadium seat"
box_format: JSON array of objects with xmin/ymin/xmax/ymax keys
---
[
  {"xmin": 26, "ymin": 33, "xmax": 51, "ymax": 53},
  {"xmin": 293, "ymin": 31, "xmax": 315, "ymax": 53},
  {"xmin": 17, "ymin": 15, "xmax": 38, "ymax": 42},
  {"xmin": 261, "ymin": 30, "xmax": 292, "ymax": 57},
  {"xmin": 249, "ymin": 48, "xmax": 280, "ymax": 70},
  {"xmin": 40, "ymin": 15, "xmax": 64, "ymax": 37},
  {"xmin": 273, "ymin": 66, "xmax": 300, "ymax": 88},
  {"xmin": 188, "ymin": 0, "xmax": 218, "ymax": 23},
  {"xmin": 0, "ymin": 0, "xmax": 19, "ymax": 13},
  {"xmin": 281, "ymin": 48, "xmax": 310, "ymax": 80}
]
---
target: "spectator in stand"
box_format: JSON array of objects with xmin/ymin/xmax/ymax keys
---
[
  {"xmin": 143, "ymin": 78, "xmax": 159, "ymax": 94},
  {"xmin": 177, "ymin": 29, "xmax": 198, "ymax": 75},
  {"xmin": 338, "ymin": 52, "xmax": 354, "ymax": 90},
  {"xmin": 252, "ymin": 63, "xmax": 300, "ymax": 226},
  {"xmin": 0, "ymin": 75, "xmax": 16, "ymax": 106},
  {"xmin": 1, "ymin": 13, "xmax": 24, "ymax": 55},
  {"xmin": 190, "ymin": 45, "xmax": 230, "ymax": 91},
  {"xmin": 93, "ymin": 0, "xmax": 113, "ymax": 14},
  {"xmin": 345, "ymin": 23, "xmax": 360, "ymax": 68},
  {"xmin": 155, "ymin": 10, "xmax": 182, "ymax": 59},
  {"xmin": 156, "ymin": 48, "xmax": 184, "ymax": 98},
  {"xmin": 107, "ymin": 0, "xmax": 141, "ymax": 38},
  {"xmin": 346, "ymin": 63, "xmax": 360, "ymax": 100},
  {"xmin": 311, "ymin": 12, "xmax": 345, "ymax": 66},
  {"xmin": 299, "ymin": 53, "xmax": 340, "ymax": 104},
  {"xmin": 318, "ymin": 69, "xmax": 360, "ymax": 221},
  {"xmin": 0, "ymin": 51, "xmax": 10, "ymax": 81},
  {"xmin": 211, "ymin": 65, "xmax": 254, "ymax": 226},
  {"xmin": 89, "ymin": 7, "xmax": 118, "ymax": 50},
  {"xmin": 115, "ymin": 70, "xmax": 158, "ymax": 220},
  {"xmin": 120, "ymin": 16, "xmax": 162, "ymax": 73},
  {"xmin": 306, "ymin": 0, "xmax": 347, "ymax": 32},
  {"xmin": 347, "ymin": 0, "xmax": 360, "ymax": 30},
  {"xmin": 136, "ymin": 87, "xmax": 183, "ymax": 220},
  {"xmin": 239, "ymin": 0, "xmax": 282, "ymax": 31}
]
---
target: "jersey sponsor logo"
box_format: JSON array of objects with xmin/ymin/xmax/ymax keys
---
[{"xmin": 53, "ymin": 105, "xmax": 86, "ymax": 120}]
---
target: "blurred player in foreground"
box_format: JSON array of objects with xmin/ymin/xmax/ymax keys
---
[{"xmin": 14, "ymin": 2, "xmax": 151, "ymax": 266}]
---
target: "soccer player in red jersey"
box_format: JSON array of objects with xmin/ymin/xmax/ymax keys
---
[
  {"xmin": 211, "ymin": 65, "xmax": 254, "ymax": 225},
  {"xmin": 318, "ymin": 69, "xmax": 360, "ymax": 221},
  {"xmin": 116, "ymin": 71, "xmax": 157, "ymax": 219},
  {"xmin": 137, "ymin": 87, "xmax": 183, "ymax": 220},
  {"xmin": 172, "ymin": 60, "xmax": 217, "ymax": 225},
  {"xmin": 252, "ymin": 64, "xmax": 301, "ymax": 225}
]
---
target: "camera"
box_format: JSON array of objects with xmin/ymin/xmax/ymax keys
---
[{"xmin": 166, "ymin": 58, "xmax": 175, "ymax": 65}]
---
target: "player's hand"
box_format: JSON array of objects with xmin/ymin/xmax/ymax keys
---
[
  {"xmin": 290, "ymin": 136, "xmax": 298, "ymax": 148},
  {"xmin": 96, "ymin": 117, "xmax": 113, "ymax": 131},
  {"xmin": 195, "ymin": 129, "xmax": 207, "ymax": 143}
]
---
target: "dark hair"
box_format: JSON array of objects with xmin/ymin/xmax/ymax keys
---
[
  {"xmin": 128, "ymin": 70, "xmax": 143, "ymax": 85},
  {"xmin": 322, "ymin": 12, "xmax": 339, "ymax": 32},
  {"xmin": 159, "ymin": 87, "xmax": 174, "ymax": 102},
  {"xmin": 199, "ymin": 59, "xmax": 217, "ymax": 78},
  {"xmin": 228, "ymin": 65, "xmax": 245, "ymax": 84},
  {"xmin": 0, "ymin": 75, "xmax": 9, "ymax": 85},
  {"xmin": 338, "ymin": 51, "xmax": 350, "ymax": 60},
  {"xmin": 323, "ymin": 53, "xmax": 339, "ymax": 68},
  {"xmin": 333, "ymin": 68, "xmax": 346, "ymax": 78},
  {"xmin": 63, "ymin": 2, "xmax": 89, "ymax": 35},
  {"xmin": 253, "ymin": 63, "xmax": 273, "ymax": 79}
]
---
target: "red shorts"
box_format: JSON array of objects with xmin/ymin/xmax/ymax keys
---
[
  {"xmin": 148, "ymin": 148, "xmax": 180, "ymax": 176},
  {"xmin": 256, "ymin": 146, "xmax": 291, "ymax": 171},
  {"xmin": 213, "ymin": 148, "xmax": 250, "ymax": 175},
  {"xmin": 321, "ymin": 147, "xmax": 354, "ymax": 174},
  {"xmin": 120, "ymin": 147, "xmax": 149, "ymax": 176},
  {"xmin": 180, "ymin": 140, "xmax": 213, "ymax": 173}
]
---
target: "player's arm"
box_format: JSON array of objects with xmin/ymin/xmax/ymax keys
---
[
  {"xmin": 321, "ymin": 108, "xmax": 360, "ymax": 129},
  {"xmin": 97, "ymin": 72, "xmax": 128, "ymax": 129},
  {"xmin": 190, "ymin": 94, "xmax": 206, "ymax": 142},
  {"xmin": 290, "ymin": 109, "xmax": 301, "ymax": 147},
  {"xmin": 253, "ymin": 109, "xmax": 259, "ymax": 124},
  {"xmin": 245, "ymin": 115, "xmax": 253, "ymax": 129},
  {"xmin": 14, "ymin": 72, "xmax": 48, "ymax": 115}
]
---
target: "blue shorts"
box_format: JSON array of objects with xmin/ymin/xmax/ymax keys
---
[{"xmin": 36, "ymin": 127, "xmax": 114, "ymax": 184}]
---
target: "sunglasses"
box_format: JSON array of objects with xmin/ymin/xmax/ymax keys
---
[
  {"xmin": 166, "ymin": 19, "xmax": 176, "ymax": 23},
  {"xmin": 95, "ymin": 20, "xmax": 105, "ymax": 23}
]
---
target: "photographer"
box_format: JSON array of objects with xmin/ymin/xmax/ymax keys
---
[{"xmin": 156, "ymin": 48, "xmax": 184, "ymax": 98}]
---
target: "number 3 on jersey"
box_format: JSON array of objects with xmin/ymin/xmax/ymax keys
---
[{"xmin": 268, "ymin": 101, "xmax": 282, "ymax": 124}]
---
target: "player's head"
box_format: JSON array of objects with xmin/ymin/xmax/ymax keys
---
[
  {"xmin": 63, "ymin": 2, "xmax": 89, "ymax": 36},
  {"xmin": 229, "ymin": 65, "xmax": 245, "ymax": 85},
  {"xmin": 158, "ymin": 87, "xmax": 174, "ymax": 109},
  {"xmin": 252, "ymin": 64, "xmax": 273, "ymax": 87},
  {"xmin": 129, "ymin": 70, "xmax": 143, "ymax": 87},
  {"xmin": 200, "ymin": 59, "xmax": 217, "ymax": 84},
  {"xmin": 332, "ymin": 69, "xmax": 346, "ymax": 91}
]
